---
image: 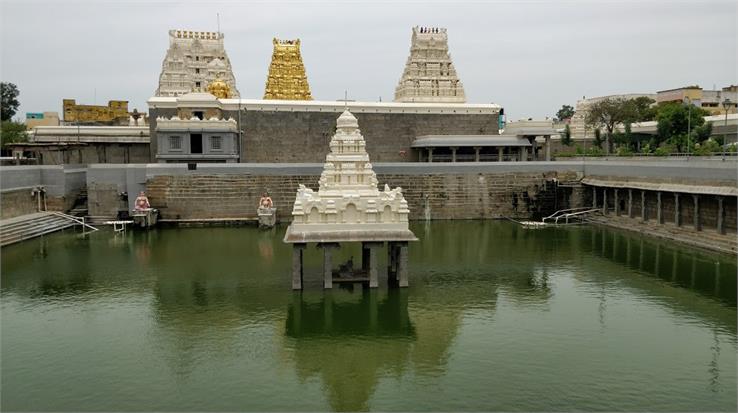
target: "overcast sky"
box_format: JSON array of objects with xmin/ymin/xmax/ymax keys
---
[{"xmin": 1, "ymin": 0, "xmax": 736, "ymax": 120}]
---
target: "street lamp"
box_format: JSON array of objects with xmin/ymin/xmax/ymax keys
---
[
  {"xmin": 722, "ymin": 98, "xmax": 732, "ymax": 161},
  {"xmin": 683, "ymin": 96, "xmax": 692, "ymax": 159}
]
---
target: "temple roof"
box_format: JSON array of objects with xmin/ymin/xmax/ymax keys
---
[{"xmin": 412, "ymin": 135, "xmax": 532, "ymax": 148}]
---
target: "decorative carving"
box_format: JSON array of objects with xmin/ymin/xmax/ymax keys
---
[
  {"xmin": 263, "ymin": 38, "xmax": 313, "ymax": 100},
  {"xmin": 288, "ymin": 110, "xmax": 411, "ymax": 231},
  {"xmin": 394, "ymin": 26, "xmax": 466, "ymax": 103}
]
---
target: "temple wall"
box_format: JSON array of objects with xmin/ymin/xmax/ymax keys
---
[
  {"xmin": 27, "ymin": 143, "xmax": 150, "ymax": 165},
  {"xmin": 144, "ymin": 170, "xmax": 575, "ymax": 221},
  {"xmin": 148, "ymin": 108, "xmax": 500, "ymax": 163}
]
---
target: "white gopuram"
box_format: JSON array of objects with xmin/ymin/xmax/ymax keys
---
[
  {"xmin": 394, "ymin": 26, "xmax": 466, "ymax": 103},
  {"xmin": 155, "ymin": 29, "xmax": 240, "ymax": 98},
  {"xmin": 284, "ymin": 110, "xmax": 417, "ymax": 290}
]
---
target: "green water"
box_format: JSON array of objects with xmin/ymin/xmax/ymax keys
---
[{"xmin": 1, "ymin": 221, "xmax": 736, "ymax": 412}]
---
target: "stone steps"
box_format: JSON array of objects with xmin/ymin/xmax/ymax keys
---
[{"xmin": 0, "ymin": 212, "xmax": 77, "ymax": 247}]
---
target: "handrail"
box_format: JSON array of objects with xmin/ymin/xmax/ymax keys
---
[
  {"xmin": 51, "ymin": 211, "xmax": 99, "ymax": 232},
  {"xmin": 554, "ymin": 208, "xmax": 601, "ymax": 224},
  {"xmin": 543, "ymin": 207, "xmax": 594, "ymax": 223}
]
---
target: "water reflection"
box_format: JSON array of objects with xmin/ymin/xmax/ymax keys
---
[{"xmin": 583, "ymin": 226, "xmax": 737, "ymax": 306}]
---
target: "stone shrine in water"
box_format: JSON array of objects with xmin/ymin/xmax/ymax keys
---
[{"xmin": 284, "ymin": 110, "xmax": 417, "ymax": 289}]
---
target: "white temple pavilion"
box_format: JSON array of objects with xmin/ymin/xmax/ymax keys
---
[{"xmin": 284, "ymin": 110, "xmax": 417, "ymax": 290}]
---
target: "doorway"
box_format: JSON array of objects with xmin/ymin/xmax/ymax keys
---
[{"xmin": 190, "ymin": 134, "xmax": 203, "ymax": 154}]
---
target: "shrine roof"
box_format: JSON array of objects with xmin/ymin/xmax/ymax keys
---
[{"xmin": 411, "ymin": 135, "xmax": 532, "ymax": 148}]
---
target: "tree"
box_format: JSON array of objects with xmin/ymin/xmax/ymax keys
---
[
  {"xmin": 585, "ymin": 96, "xmax": 655, "ymax": 154},
  {"xmin": 1, "ymin": 120, "xmax": 28, "ymax": 148},
  {"xmin": 1, "ymin": 82, "xmax": 20, "ymax": 121},
  {"xmin": 593, "ymin": 128, "xmax": 603, "ymax": 149},
  {"xmin": 560, "ymin": 124, "xmax": 572, "ymax": 146},
  {"xmin": 556, "ymin": 104, "xmax": 575, "ymax": 122},
  {"xmin": 655, "ymin": 102, "xmax": 710, "ymax": 152}
]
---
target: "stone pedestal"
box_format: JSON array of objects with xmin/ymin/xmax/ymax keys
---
[{"xmin": 258, "ymin": 207, "xmax": 276, "ymax": 228}]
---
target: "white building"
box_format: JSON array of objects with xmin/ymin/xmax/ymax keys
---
[
  {"xmin": 155, "ymin": 29, "xmax": 240, "ymax": 98},
  {"xmin": 394, "ymin": 27, "xmax": 466, "ymax": 103}
]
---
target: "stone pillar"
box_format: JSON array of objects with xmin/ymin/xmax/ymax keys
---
[
  {"xmin": 292, "ymin": 243, "xmax": 306, "ymax": 290},
  {"xmin": 398, "ymin": 242, "xmax": 409, "ymax": 288},
  {"xmin": 614, "ymin": 189, "xmax": 620, "ymax": 216},
  {"xmin": 531, "ymin": 137, "xmax": 538, "ymax": 161},
  {"xmin": 451, "ymin": 147, "xmax": 458, "ymax": 163},
  {"xmin": 545, "ymin": 135, "xmax": 551, "ymax": 161},
  {"xmin": 319, "ymin": 243, "xmax": 339, "ymax": 289},
  {"xmin": 592, "ymin": 187, "xmax": 597, "ymax": 209},
  {"xmin": 428, "ymin": 148, "xmax": 434, "ymax": 163},
  {"xmin": 641, "ymin": 190, "xmax": 647, "ymax": 222},
  {"xmin": 628, "ymin": 189, "xmax": 634, "ymax": 218},
  {"xmin": 656, "ymin": 192, "xmax": 663, "ymax": 224},
  {"xmin": 497, "ymin": 147, "xmax": 503, "ymax": 162},
  {"xmin": 602, "ymin": 188, "xmax": 607, "ymax": 215},
  {"xmin": 387, "ymin": 242, "xmax": 397, "ymax": 286},
  {"xmin": 717, "ymin": 196, "xmax": 725, "ymax": 235},
  {"xmin": 474, "ymin": 147, "xmax": 481, "ymax": 162},
  {"xmin": 674, "ymin": 193, "xmax": 681, "ymax": 227},
  {"xmin": 521, "ymin": 147, "xmax": 528, "ymax": 161},
  {"xmin": 363, "ymin": 242, "xmax": 382, "ymax": 288},
  {"xmin": 693, "ymin": 194, "xmax": 701, "ymax": 231}
]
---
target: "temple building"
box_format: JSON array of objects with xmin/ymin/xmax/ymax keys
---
[
  {"xmin": 394, "ymin": 26, "xmax": 466, "ymax": 103},
  {"xmin": 155, "ymin": 29, "xmax": 240, "ymax": 97},
  {"xmin": 284, "ymin": 110, "xmax": 417, "ymax": 290},
  {"xmin": 63, "ymin": 99, "xmax": 131, "ymax": 125},
  {"xmin": 154, "ymin": 92, "xmax": 240, "ymax": 163},
  {"xmin": 263, "ymin": 38, "xmax": 312, "ymax": 100}
]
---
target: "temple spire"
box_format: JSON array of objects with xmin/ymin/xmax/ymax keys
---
[{"xmin": 263, "ymin": 38, "xmax": 313, "ymax": 100}]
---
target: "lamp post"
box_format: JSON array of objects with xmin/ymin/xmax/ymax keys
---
[
  {"xmin": 722, "ymin": 98, "xmax": 732, "ymax": 161},
  {"xmin": 683, "ymin": 96, "xmax": 692, "ymax": 159}
]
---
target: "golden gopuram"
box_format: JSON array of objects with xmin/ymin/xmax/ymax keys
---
[
  {"xmin": 263, "ymin": 38, "xmax": 313, "ymax": 100},
  {"xmin": 207, "ymin": 77, "xmax": 232, "ymax": 99}
]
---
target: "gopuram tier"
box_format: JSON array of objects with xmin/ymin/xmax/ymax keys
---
[
  {"xmin": 284, "ymin": 110, "xmax": 417, "ymax": 290},
  {"xmin": 394, "ymin": 26, "xmax": 466, "ymax": 103},
  {"xmin": 263, "ymin": 38, "xmax": 313, "ymax": 100}
]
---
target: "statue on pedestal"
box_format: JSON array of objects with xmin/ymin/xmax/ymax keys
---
[{"xmin": 258, "ymin": 192, "xmax": 276, "ymax": 229}]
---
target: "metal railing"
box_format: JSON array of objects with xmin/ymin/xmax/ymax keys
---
[{"xmin": 51, "ymin": 212, "xmax": 99, "ymax": 233}]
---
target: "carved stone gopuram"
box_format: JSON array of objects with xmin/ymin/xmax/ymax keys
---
[
  {"xmin": 284, "ymin": 110, "xmax": 417, "ymax": 290},
  {"xmin": 263, "ymin": 38, "xmax": 312, "ymax": 100},
  {"xmin": 394, "ymin": 26, "xmax": 466, "ymax": 103},
  {"xmin": 155, "ymin": 29, "xmax": 240, "ymax": 97}
]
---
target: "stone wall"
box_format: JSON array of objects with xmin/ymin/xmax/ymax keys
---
[
  {"xmin": 31, "ymin": 143, "xmax": 150, "ymax": 165},
  {"xmin": 145, "ymin": 170, "xmax": 575, "ymax": 221},
  {"xmin": 1, "ymin": 189, "xmax": 39, "ymax": 219},
  {"xmin": 0, "ymin": 165, "xmax": 86, "ymax": 219},
  {"xmin": 149, "ymin": 108, "xmax": 500, "ymax": 163}
]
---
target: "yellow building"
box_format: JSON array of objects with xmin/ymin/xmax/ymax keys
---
[
  {"xmin": 656, "ymin": 85, "xmax": 737, "ymax": 115},
  {"xmin": 62, "ymin": 99, "xmax": 130, "ymax": 124},
  {"xmin": 263, "ymin": 38, "xmax": 312, "ymax": 100}
]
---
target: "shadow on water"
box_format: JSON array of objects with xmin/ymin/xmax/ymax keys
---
[{"xmin": 582, "ymin": 225, "xmax": 737, "ymax": 307}]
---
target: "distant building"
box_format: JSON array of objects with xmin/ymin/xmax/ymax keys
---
[
  {"xmin": 9, "ymin": 125, "xmax": 150, "ymax": 164},
  {"xmin": 394, "ymin": 27, "xmax": 466, "ymax": 103},
  {"xmin": 62, "ymin": 99, "xmax": 130, "ymax": 125},
  {"xmin": 263, "ymin": 38, "xmax": 312, "ymax": 100},
  {"xmin": 25, "ymin": 112, "xmax": 60, "ymax": 129},
  {"xmin": 155, "ymin": 29, "xmax": 240, "ymax": 97},
  {"xmin": 569, "ymin": 94, "xmax": 656, "ymax": 138},
  {"xmin": 656, "ymin": 85, "xmax": 737, "ymax": 115}
]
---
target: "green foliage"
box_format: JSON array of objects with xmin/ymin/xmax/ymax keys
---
[
  {"xmin": 654, "ymin": 143, "xmax": 678, "ymax": 156},
  {"xmin": 693, "ymin": 139, "xmax": 721, "ymax": 155},
  {"xmin": 585, "ymin": 96, "xmax": 656, "ymax": 153},
  {"xmin": 561, "ymin": 124, "xmax": 572, "ymax": 146},
  {"xmin": 1, "ymin": 82, "xmax": 20, "ymax": 121},
  {"xmin": 655, "ymin": 102, "xmax": 709, "ymax": 151},
  {"xmin": 556, "ymin": 104, "xmax": 575, "ymax": 121},
  {"xmin": 1, "ymin": 121, "xmax": 28, "ymax": 147},
  {"xmin": 592, "ymin": 128, "xmax": 603, "ymax": 148}
]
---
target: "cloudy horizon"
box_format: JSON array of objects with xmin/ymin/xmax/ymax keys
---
[{"xmin": 1, "ymin": 0, "xmax": 736, "ymax": 121}]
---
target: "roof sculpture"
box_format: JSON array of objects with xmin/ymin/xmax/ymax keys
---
[{"xmin": 263, "ymin": 38, "xmax": 313, "ymax": 100}]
